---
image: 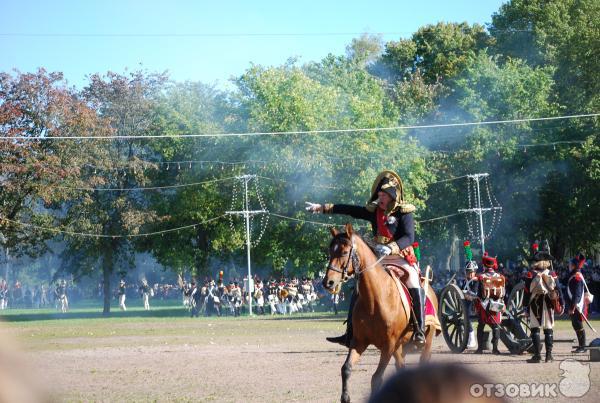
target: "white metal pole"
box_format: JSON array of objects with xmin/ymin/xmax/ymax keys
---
[
  {"xmin": 243, "ymin": 176, "xmax": 253, "ymax": 316},
  {"xmin": 474, "ymin": 175, "xmax": 486, "ymax": 254}
]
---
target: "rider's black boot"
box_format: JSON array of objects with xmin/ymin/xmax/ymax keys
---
[
  {"xmin": 408, "ymin": 287, "xmax": 426, "ymax": 347},
  {"xmin": 326, "ymin": 290, "xmax": 356, "ymax": 348}
]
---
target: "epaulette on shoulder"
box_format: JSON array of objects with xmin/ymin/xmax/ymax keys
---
[
  {"xmin": 398, "ymin": 203, "xmax": 416, "ymax": 214},
  {"xmin": 526, "ymin": 272, "xmax": 533, "ymax": 279},
  {"xmin": 550, "ymin": 271, "xmax": 557, "ymax": 278}
]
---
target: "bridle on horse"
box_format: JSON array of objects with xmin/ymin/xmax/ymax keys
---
[
  {"xmin": 327, "ymin": 239, "xmax": 359, "ymax": 282},
  {"xmin": 327, "ymin": 236, "xmax": 385, "ymax": 282}
]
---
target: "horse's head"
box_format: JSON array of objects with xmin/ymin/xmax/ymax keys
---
[{"xmin": 322, "ymin": 223, "xmax": 360, "ymax": 294}]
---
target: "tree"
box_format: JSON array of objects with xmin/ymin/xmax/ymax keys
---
[
  {"xmin": 0, "ymin": 69, "xmax": 105, "ymax": 281},
  {"xmin": 491, "ymin": 0, "xmax": 600, "ymax": 112},
  {"xmin": 232, "ymin": 57, "xmax": 432, "ymax": 276},
  {"xmin": 381, "ymin": 22, "xmax": 492, "ymax": 84},
  {"xmin": 139, "ymin": 81, "xmax": 240, "ymax": 278},
  {"xmin": 421, "ymin": 53, "xmax": 560, "ymax": 260},
  {"xmin": 62, "ymin": 70, "xmax": 168, "ymax": 314}
]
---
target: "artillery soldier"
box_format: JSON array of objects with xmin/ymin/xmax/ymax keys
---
[
  {"xmin": 118, "ymin": 279, "xmax": 127, "ymax": 311},
  {"xmin": 470, "ymin": 253, "xmax": 505, "ymax": 354},
  {"xmin": 567, "ymin": 254, "xmax": 589, "ymax": 353},
  {"xmin": 267, "ymin": 279, "xmax": 278, "ymax": 315},
  {"xmin": 139, "ymin": 279, "xmax": 152, "ymax": 310},
  {"xmin": 306, "ymin": 170, "xmax": 425, "ymax": 347},
  {"xmin": 206, "ymin": 280, "xmax": 220, "ymax": 317},
  {"xmin": 254, "ymin": 279, "xmax": 265, "ymax": 315},
  {"xmin": 229, "ymin": 281, "xmax": 243, "ymax": 317},
  {"xmin": 56, "ymin": 280, "xmax": 69, "ymax": 313},
  {"xmin": 460, "ymin": 241, "xmax": 479, "ymax": 349},
  {"xmin": 524, "ymin": 243, "xmax": 564, "ymax": 363}
]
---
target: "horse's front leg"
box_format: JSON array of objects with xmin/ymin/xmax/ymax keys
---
[
  {"xmin": 371, "ymin": 346, "xmax": 393, "ymax": 392},
  {"xmin": 341, "ymin": 344, "xmax": 366, "ymax": 403}
]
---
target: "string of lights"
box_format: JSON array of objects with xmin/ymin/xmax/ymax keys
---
[
  {"xmin": 269, "ymin": 211, "xmax": 465, "ymax": 227},
  {"xmin": 3, "ymin": 113, "xmax": 597, "ymax": 140},
  {"xmin": 53, "ymin": 176, "xmax": 237, "ymax": 192},
  {"xmin": 0, "ymin": 215, "xmax": 226, "ymax": 239}
]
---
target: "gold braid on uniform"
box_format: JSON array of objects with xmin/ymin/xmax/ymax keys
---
[
  {"xmin": 397, "ymin": 202, "xmax": 416, "ymax": 214},
  {"xmin": 388, "ymin": 241, "xmax": 401, "ymax": 255},
  {"xmin": 323, "ymin": 203, "xmax": 334, "ymax": 214}
]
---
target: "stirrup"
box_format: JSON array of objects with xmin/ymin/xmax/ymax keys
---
[{"xmin": 412, "ymin": 330, "xmax": 426, "ymax": 347}]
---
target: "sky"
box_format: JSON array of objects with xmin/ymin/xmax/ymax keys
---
[{"xmin": 1, "ymin": 0, "xmax": 507, "ymax": 89}]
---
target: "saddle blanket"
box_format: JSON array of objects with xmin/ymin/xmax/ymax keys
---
[{"xmin": 386, "ymin": 267, "xmax": 441, "ymax": 334}]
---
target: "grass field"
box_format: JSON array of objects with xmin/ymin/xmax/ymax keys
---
[{"xmin": 1, "ymin": 304, "xmax": 599, "ymax": 402}]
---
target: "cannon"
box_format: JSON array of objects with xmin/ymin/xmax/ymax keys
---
[{"xmin": 438, "ymin": 280, "xmax": 531, "ymax": 354}]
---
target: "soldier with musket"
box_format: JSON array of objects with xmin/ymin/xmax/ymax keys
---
[
  {"xmin": 267, "ymin": 278, "xmax": 278, "ymax": 315},
  {"xmin": 566, "ymin": 254, "xmax": 589, "ymax": 353},
  {"xmin": 306, "ymin": 170, "xmax": 425, "ymax": 347},
  {"xmin": 467, "ymin": 252, "xmax": 505, "ymax": 354},
  {"xmin": 524, "ymin": 242, "xmax": 564, "ymax": 363}
]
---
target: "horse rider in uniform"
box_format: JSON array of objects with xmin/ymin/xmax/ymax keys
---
[
  {"xmin": 566, "ymin": 254, "xmax": 589, "ymax": 353},
  {"xmin": 469, "ymin": 252, "xmax": 505, "ymax": 354},
  {"xmin": 524, "ymin": 242, "xmax": 564, "ymax": 363},
  {"xmin": 306, "ymin": 170, "xmax": 425, "ymax": 347}
]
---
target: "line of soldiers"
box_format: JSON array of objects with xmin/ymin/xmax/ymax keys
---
[
  {"xmin": 182, "ymin": 275, "xmax": 319, "ymax": 317},
  {"xmin": 461, "ymin": 241, "xmax": 591, "ymax": 362}
]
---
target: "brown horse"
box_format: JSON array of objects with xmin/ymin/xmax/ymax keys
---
[{"xmin": 322, "ymin": 223, "xmax": 438, "ymax": 403}]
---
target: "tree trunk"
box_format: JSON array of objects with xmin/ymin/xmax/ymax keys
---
[
  {"xmin": 195, "ymin": 227, "xmax": 209, "ymax": 277},
  {"xmin": 3, "ymin": 246, "xmax": 8, "ymax": 284},
  {"xmin": 102, "ymin": 246, "xmax": 113, "ymax": 315}
]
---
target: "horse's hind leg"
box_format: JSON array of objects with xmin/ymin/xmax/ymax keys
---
[
  {"xmin": 371, "ymin": 346, "xmax": 394, "ymax": 393},
  {"xmin": 419, "ymin": 325, "xmax": 434, "ymax": 363},
  {"xmin": 341, "ymin": 344, "xmax": 366, "ymax": 403}
]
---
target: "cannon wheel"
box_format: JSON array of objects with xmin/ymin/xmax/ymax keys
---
[
  {"xmin": 439, "ymin": 283, "xmax": 469, "ymax": 353},
  {"xmin": 499, "ymin": 281, "xmax": 532, "ymax": 354}
]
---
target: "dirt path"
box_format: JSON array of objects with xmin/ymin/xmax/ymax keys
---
[{"xmin": 3, "ymin": 315, "xmax": 599, "ymax": 402}]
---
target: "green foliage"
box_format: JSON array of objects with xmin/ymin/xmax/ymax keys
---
[{"xmin": 3, "ymin": 1, "xmax": 600, "ymax": 286}]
